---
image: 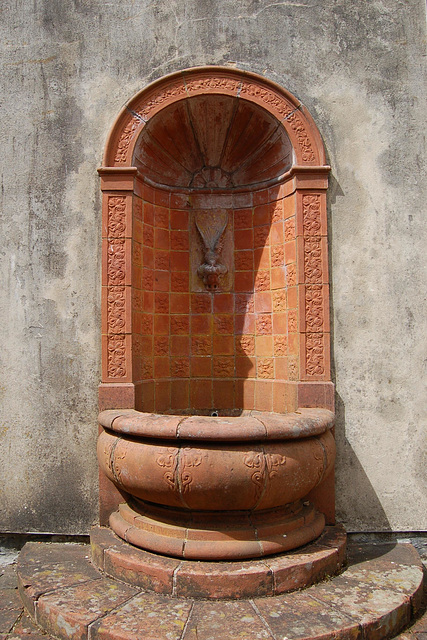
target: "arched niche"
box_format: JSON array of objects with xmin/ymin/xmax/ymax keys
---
[{"xmin": 98, "ymin": 67, "xmax": 333, "ymax": 416}]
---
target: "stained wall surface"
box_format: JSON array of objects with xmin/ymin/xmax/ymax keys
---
[{"xmin": 0, "ymin": 0, "xmax": 425, "ymax": 533}]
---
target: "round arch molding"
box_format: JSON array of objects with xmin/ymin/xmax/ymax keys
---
[{"xmin": 98, "ymin": 66, "xmax": 333, "ymax": 418}]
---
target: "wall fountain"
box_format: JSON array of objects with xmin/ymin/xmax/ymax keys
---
[{"xmin": 15, "ymin": 67, "xmax": 424, "ymax": 640}]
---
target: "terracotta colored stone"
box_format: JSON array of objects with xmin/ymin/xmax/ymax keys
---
[
  {"xmin": 90, "ymin": 592, "xmax": 191, "ymax": 640},
  {"xmin": 182, "ymin": 600, "xmax": 272, "ymax": 640},
  {"xmin": 36, "ymin": 579, "xmax": 138, "ymax": 640},
  {"xmin": 255, "ymin": 590, "xmax": 361, "ymax": 640}
]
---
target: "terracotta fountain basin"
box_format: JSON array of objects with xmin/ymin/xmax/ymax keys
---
[{"xmin": 97, "ymin": 408, "xmax": 335, "ymax": 560}]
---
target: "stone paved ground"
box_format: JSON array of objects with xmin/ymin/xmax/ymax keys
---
[{"xmin": 0, "ymin": 539, "xmax": 426, "ymax": 640}]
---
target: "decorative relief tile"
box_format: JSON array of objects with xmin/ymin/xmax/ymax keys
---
[
  {"xmin": 284, "ymin": 217, "xmax": 295, "ymax": 242},
  {"xmin": 107, "ymin": 239, "xmax": 126, "ymax": 286},
  {"xmin": 274, "ymin": 335, "xmax": 287, "ymax": 356},
  {"xmin": 272, "ymin": 291, "xmax": 286, "ymax": 312},
  {"xmin": 108, "ymin": 196, "xmax": 126, "ymax": 237},
  {"xmin": 305, "ymin": 333, "xmax": 325, "ymax": 376},
  {"xmin": 305, "ymin": 284, "xmax": 324, "ymax": 332},
  {"xmin": 271, "ymin": 245, "xmax": 284, "ymax": 267},
  {"xmin": 236, "ymin": 335, "xmax": 255, "ymax": 356},
  {"xmin": 107, "ymin": 335, "xmax": 126, "ymax": 378},
  {"xmin": 107, "ymin": 286, "xmax": 126, "ymax": 334},
  {"xmin": 258, "ymin": 358, "xmax": 274, "ymax": 379},
  {"xmin": 302, "ymin": 194, "xmax": 321, "ymax": 236},
  {"xmin": 304, "ymin": 237, "xmax": 323, "ymax": 284}
]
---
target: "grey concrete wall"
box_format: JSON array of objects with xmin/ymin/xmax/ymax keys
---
[{"xmin": 0, "ymin": 0, "xmax": 425, "ymax": 533}]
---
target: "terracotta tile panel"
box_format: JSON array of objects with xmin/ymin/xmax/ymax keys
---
[
  {"xmin": 154, "ymin": 292, "xmax": 169, "ymax": 314},
  {"xmin": 235, "ymin": 379, "xmax": 255, "ymax": 410},
  {"xmin": 235, "ymin": 250, "xmax": 254, "ymax": 271},
  {"xmin": 154, "ymin": 357, "xmax": 170, "ymax": 378},
  {"xmin": 171, "ymin": 380, "xmax": 190, "ymax": 411},
  {"xmin": 154, "ymin": 380, "xmax": 171, "ymax": 412},
  {"xmin": 170, "ymin": 210, "xmax": 189, "ymax": 229},
  {"xmin": 170, "ymin": 250, "xmax": 190, "ymax": 271},
  {"xmin": 236, "ymin": 356, "xmax": 256, "ymax": 378},
  {"xmin": 256, "ymin": 314, "xmax": 272, "ymax": 335},
  {"xmin": 153, "ymin": 270, "xmax": 169, "ymax": 291},
  {"xmin": 234, "ymin": 209, "xmax": 253, "ymax": 229},
  {"xmin": 191, "ymin": 314, "xmax": 211, "ymax": 335},
  {"xmin": 255, "ymin": 380, "xmax": 273, "ymax": 412},
  {"xmin": 171, "ymin": 272, "xmax": 189, "ymax": 292},
  {"xmin": 235, "ymin": 335, "xmax": 255, "ymax": 356},
  {"xmin": 235, "ymin": 313, "xmax": 255, "ymax": 335},
  {"xmin": 213, "ymin": 335, "xmax": 234, "ymax": 355},
  {"xmin": 191, "ymin": 336, "xmax": 212, "ymax": 356},
  {"xmin": 235, "ymin": 271, "xmax": 254, "ymax": 292},
  {"xmin": 190, "ymin": 379, "xmax": 212, "ymax": 410},
  {"xmin": 270, "ymin": 267, "xmax": 286, "ymax": 290},
  {"xmin": 170, "ymin": 335, "xmax": 190, "ymax": 356},
  {"xmin": 170, "ymin": 230, "xmax": 189, "ymax": 251},
  {"xmin": 255, "ymin": 335, "xmax": 274, "ymax": 356},
  {"xmin": 234, "ymin": 228, "xmax": 254, "ymax": 250},
  {"xmin": 154, "ymin": 314, "xmax": 169, "ymax": 335},
  {"xmin": 171, "ymin": 357, "xmax": 190, "ymax": 378},
  {"xmin": 213, "ymin": 356, "xmax": 234, "ymax": 377},
  {"xmin": 191, "ymin": 357, "xmax": 212, "ymax": 377},
  {"xmin": 273, "ymin": 381, "xmax": 288, "ymax": 412},
  {"xmin": 213, "ymin": 293, "xmax": 234, "ymax": 313},
  {"xmin": 275, "ymin": 357, "xmax": 288, "ymax": 380},
  {"xmin": 142, "ymin": 246, "xmax": 154, "ymax": 269},
  {"xmin": 213, "ymin": 314, "xmax": 234, "ymax": 334},
  {"xmin": 170, "ymin": 293, "xmax": 190, "ymax": 314},
  {"xmin": 191, "ymin": 293, "xmax": 212, "ymax": 314},
  {"xmin": 213, "ymin": 380, "xmax": 235, "ymax": 409},
  {"xmin": 153, "ymin": 336, "xmax": 169, "ymax": 356}
]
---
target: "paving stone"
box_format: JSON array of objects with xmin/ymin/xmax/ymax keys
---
[
  {"xmin": 0, "ymin": 589, "xmax": 22, "ymax": 612},
  {"xmin": 310, "ymin": 575, "xmax": 412, "ymax": 640},
  {"xmin": 182, "ymin": 600, "xmax": 273, "ymax": 640},
  {"xmin": 6, "ymin": 610, "xmax": 53, "ymax": 638},
  {"xmin": 0, "ymin": 609, "xmax": 22, "ymax": 635},
  {"xmin": 89, "ymin": 592, "xmax": 192, "ymax": 640},
  {"xmin": 255, "ymin": 590, "xmax": 360, "ymax": 640},
  {"xmin": 35, "ymin": 578, "xmax": 138, "ymax": 640},
  {"xmin": 17, "ymin": 542, "xmax": 103, "ymax": 617},
  {"xmin": 0, "ymin": 567, "xmax": 19, "ymax": 591}
]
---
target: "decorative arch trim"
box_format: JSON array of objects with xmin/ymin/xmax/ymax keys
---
[{"xmin": 103, "ymin": 66, "xmax": 327, "ymax": 168}]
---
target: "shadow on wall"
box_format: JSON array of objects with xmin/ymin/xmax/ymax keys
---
[{"xmin": 326, "ymin": 172, "xmax": 391, "ymax": 532}]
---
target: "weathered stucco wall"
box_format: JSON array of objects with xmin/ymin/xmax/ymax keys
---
[{"xmin": 0, "ymin": 0, "xmax": 425, "ymax": 533}]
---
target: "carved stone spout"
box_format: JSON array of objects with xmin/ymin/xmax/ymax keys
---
[{"xmin": 195, "ymin": 209, "xmax": 228, "ymax": 291}]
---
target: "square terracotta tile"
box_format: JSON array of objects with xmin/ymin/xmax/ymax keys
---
[
  {"xmin": 236, "ymin": 356, "xmax": 256, "ymax": 378},
  {"xmin": 191, "ymin": 293, "xmax": 212, "ymax": 314},
  {"xmin": 233, "ymin": 209, "xmax": 253, "ymax": 229},
  {"xmin": 154, "ymin": 228, "xmax": 169, "ymax": 250},
  {"xmin": 191, "ymin": 357, "xmax": 212, "ymax": 377},
  {"xmin": 170, "ymin": 315, "xmax": 190, "ymax": 335},
  {"xmin": 170, "ymin": 335, "xmax": 190, "ymax": 356},
  {"xmin": 213, "ymin": 380, "xmax": 235, "ymax": 409},
  {"xmin": 254, "ymin": 292, "xmax": 272, "ymax": 313},
  {"xmin": 213, "ymin": 356, "xmax": 234, "ymax": 377},
  {"xmin": 235, "ymin": 379, "xmax": 255, "ymax": 410},
  {"xmin": 191, "ymin": 336, "xmax": 212, "ymax": 356},
  {"xmin": 254, "ymin": 380, "xmax": 273, "ymax": 411},
  {"xmin": 234, "ymin": 228, "xmax": 253, "ymax": 250},
  {"xmin": 213, "ymin": 314, "xmax": 234, "ymax": 334},
  {"xmin": 255, "ymin": 335, "xmax": 273, "ymax": 356},
  {"xmin": 235, "ymin": 335, "xmax": 255, "ymax": 356},
  {"xmin": 190, "ymin": 379, "xmax": 212, "ymax": 410},
  {"xmin": 170, "ymin": 210, "xmax": 189, "ymax": 230},
  {"xmin": 170, "ymin": 293, "xmax": 190, "ymax": 314},
  {"xmin": 170, "ymin": 251, "xmax": 190, "ymax": 271},
  {"xmin": 171, "ymin": 380, "xmax": 190, "ymax": 411},
  {"xmin": 213, "ymin": 335, "xmax": 234, "ymax": 355},
  {"xmin": 191, "ymin": 315, "xmax": 211, "ymax": 335},
  {"xmin": 213, "ymin": 293, "xmax": 234, "ymax": 313}
]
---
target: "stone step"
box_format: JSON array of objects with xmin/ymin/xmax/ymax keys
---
[{"xmin": 15, "ymin": 539, "xmax": 424, "ymax": 640}]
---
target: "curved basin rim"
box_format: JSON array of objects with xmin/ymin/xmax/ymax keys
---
[{"xmin": 98, "ymin": 408, "xmax": 335, "ymax": 441}]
